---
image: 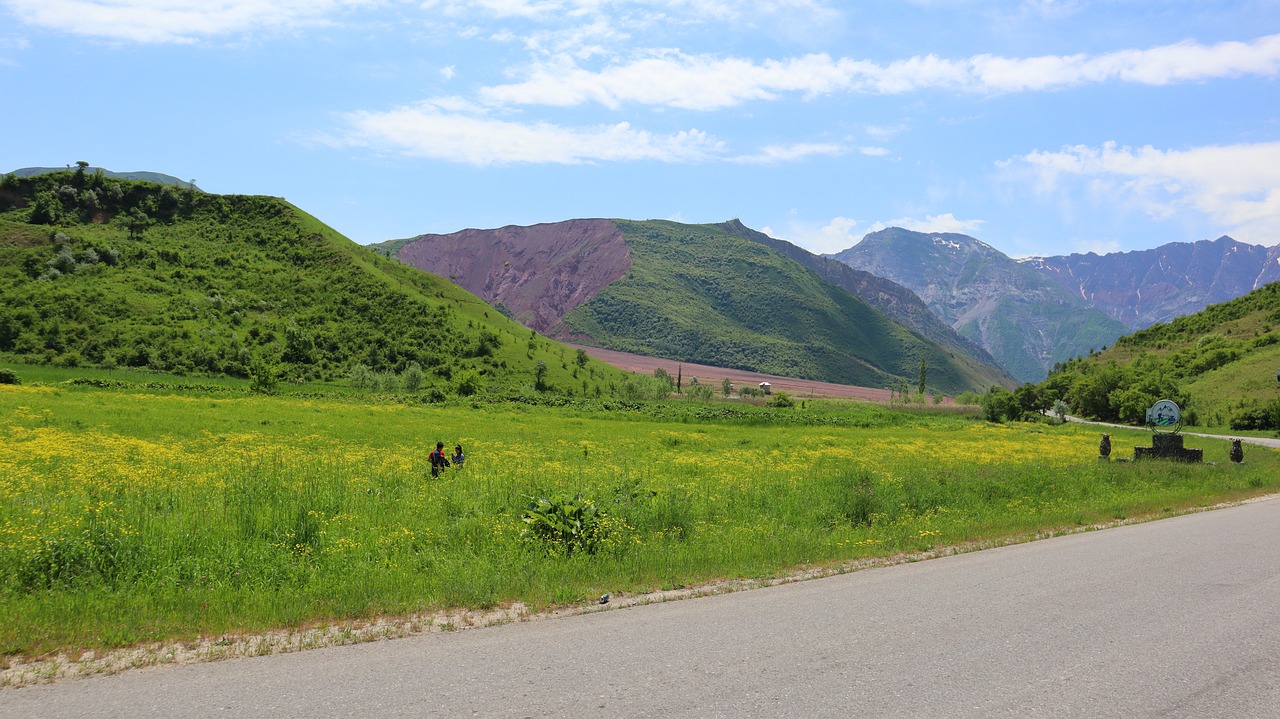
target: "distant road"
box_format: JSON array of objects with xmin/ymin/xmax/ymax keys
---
[
  {"xmin": 570, "ymin": 344, "xmax": 903, "ymax": 402},
  {"xmin": 6, "ymin": 497, "xmax": 1279, "ymax": 718},
  {"xmin": 1065, "ymin": 415, "xmax": 1280, "ymax": 450}
]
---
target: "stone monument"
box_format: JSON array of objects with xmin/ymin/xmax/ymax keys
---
[{"xmin": 1133, "ymin": 399, "xmax": 1202, "ymax": 463}]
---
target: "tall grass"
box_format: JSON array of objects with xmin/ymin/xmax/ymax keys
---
[{"xmin": 2, "ymin": 383, "xmax": 1276, "ymax": 657}]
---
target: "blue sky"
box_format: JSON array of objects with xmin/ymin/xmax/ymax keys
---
[{"xmin": 2, "ymin": 1, "xmax": 1278, "ymax": 259}]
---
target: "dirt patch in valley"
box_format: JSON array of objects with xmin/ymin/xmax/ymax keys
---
[{"xmin": 570, "ymin": 344, "xmax": 908, "ymax": 402}]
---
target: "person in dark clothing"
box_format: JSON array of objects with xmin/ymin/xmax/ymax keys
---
[
  {"xmin": 428, "ymin": 441, "xmax": 451, "ymax": 478},
  {"xmin": 452, "ymin": 444, "xmax": 465, "ymax": 467}
]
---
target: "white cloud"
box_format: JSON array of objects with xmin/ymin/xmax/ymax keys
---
[
  {"xmin": 733, "ymin": 142, "xmax": 845, "ymax": 164},
  {"xmin": 864, "ymin": 123, "xmax": 907, "ymax": 140},
  {"xmin": 1070, "ymin": 238, "xmax": 1122, "ymax": 256},
  {"xmin": 867, "ymin": 213, "xmax": 986, "ymax": 235},
  {"xmin": 474, "ymin": 34, "xmax": 1280, "ymax": 110},
  {"xmin": 763, "ymin": 216, "xmax": 862, "ymax": 255},
  {"xmin": 323, "ymin": 102, "xmax": 723, "ymax": 165},
  {"xmin": 439, "ymin": 65, "xmax": 457, "ymax": 81},
  {"xmin": 2, "ymin": 0, "xmax": 379, "ymax": 43},
  {"xmin": 1010, "ymin": 141, "xmax": 1280, "ymax": 244}
]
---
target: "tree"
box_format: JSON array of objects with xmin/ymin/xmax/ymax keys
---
[
  {"xmin": 918, "ymin": 358, "xmax": 928, "ymax": 398},
  {"xmin": 125, "ymin": 207, "xmax": 153, "ymax": 239},
  {"xmin": 282, "ymin": 322, "xmax": 315, "ymax": 365},
  {"xmin": 981, "ymin": 385, "xmax": 1018, "ymax": 422},
  {"xmin": 1014, "ymin": 383, "xmax": 1048, "ymax": 419},
  {"xmin": 534, "ymin": 359, "xmax": 548, "ymax": 391},
  {"xmin": 28, "ymin": 191, "xmax": 63, "ymax": 225},
  {"xmin": 676, "ymin": 364, "xmax": 683, "ymax": 394},
  {"xmin": 721, "ymin": 377, "xmax": 734, "ymax": 397},
  {"xmin": 574, "ymin": 348, "xmax": 589, "ymax": 368}
]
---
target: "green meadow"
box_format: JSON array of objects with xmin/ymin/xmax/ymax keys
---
[{"xmin": 2, "ymin": 374, "xmax": 1277, "ymax": 661}]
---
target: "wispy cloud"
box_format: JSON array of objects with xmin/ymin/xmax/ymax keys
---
[
  {"xmin": 0, "ymin": 34, "xmax": 30, "ymax": 65},
  {"xmin": 323, "ymin": 102, "xmax": 723, "ymax": 165},
  {"xmin": 1007, "ymin": 140, "xmax": 1280, "ymax": 244},
  {"xmin": 868, "ymin": 213, "xmax": 986, "ymax": 235},
  {"xmin": 476, "ymin": 34, "xmax": 1280, "ymax": 110},
  {"xmin": 733, "ymin": 142, "xmax": 846, "ymax": 164},
  {"xmin": 1, "ymin": 0, "xmax": 379, "ymax": 43}
]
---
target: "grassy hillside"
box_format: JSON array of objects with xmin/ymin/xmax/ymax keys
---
[
  {"xmin": 1039, "ymin": 280, "xmax": 1280, "ymax": 429},
  {"xmin": 0, "ymin": 169, "xmax": 629, "ymax": 397},
  {"xmin": 560, "ymin": 220, "xmax": 1009, "ymax": 395}
]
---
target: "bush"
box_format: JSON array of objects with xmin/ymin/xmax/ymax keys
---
[
  {"xmin": 521, "ymin": 493, "xmax": 605, "ymax": 556},
  {"xmin": 0, "ymin": 368, "xmax": 19, "ymax": 385},
  {"xmin": 347, "ymin": 362, "xmax": 373, "ymax": 390},
  {"xmin": 767, "ymin": 390, "xmax": 795, "ymax": 408},
  {"xmin": 402, "ymin": 362, "xmax": 424, "ymax": 392},
  {"xmin": 249, "ymin": 357, "xmax": 278, "ymax": 395},
  {"xmin": 454, "ymin": 368, "xmax": 484, "ymax": 397},
  {"xmin": 1230, "ymin": 400, "xmax": 1280, "ymax": 431},
  {"xmin": 685, "ymin": 384, "xmax": 715, "ymax": 402}
]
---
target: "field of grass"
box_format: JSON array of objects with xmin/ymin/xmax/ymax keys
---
[{"xmin": 2, "ymin": 378, "xmax": 1277, "ymax": 662}]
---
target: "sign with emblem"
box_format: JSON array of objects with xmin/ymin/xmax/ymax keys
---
[{"xmin": 1145, "ymin": 399, "xmax": 1181, "ymax": 430}]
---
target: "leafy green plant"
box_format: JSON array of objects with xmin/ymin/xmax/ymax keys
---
[
  {"xmin": 521, "ymin": 493, "xmax": 605, "ymax": 556},
  {"xmin": 0, "ymin": 367, "xmax": 18, "ymax": 385}
]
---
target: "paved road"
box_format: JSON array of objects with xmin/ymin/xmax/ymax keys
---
[
  {"xmin": 5, "ymin": 498, "xmax": 1279, "ymax": 718},
  {"xmin": 1064, "ymin": 415, "xmax": 1280, "ymax": 450}
]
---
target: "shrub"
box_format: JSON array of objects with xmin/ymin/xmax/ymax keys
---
[
  {"xmin": 1051, "ymin": 399, "xmax": 1070, "ymax": 423},
  {"xmin": 347, "ymin": 362, "xmax": 373, "ymax": 390},
  {"xmin": 767, "ymin": 390, "xmax": 795, "ymax": 408},
  {"xmin": 0, "ymin": 368, "xmax": 19, "ymax": 385},
  {"xmin": 1230, "ymin": 400, "xmax": 1280, "ymax": 431},
  {"xmin": 685, "ymin": 384, "xmax": 715, "ymax": 402},
  {"xmin": 402, "ymin": 362, "xmax": 424, "ymax": 392},
  {"xmin": 249, "ymin": 357, "xmax": 278, "ymax": 395},
  {"xmin": 454, "ymin": 368, "xmax": 484, "ymax": 397}
]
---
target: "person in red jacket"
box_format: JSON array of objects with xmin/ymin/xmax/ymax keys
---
[{"xmin": 428, "ymin": 441, "xmax": 451, "ymax": 478}]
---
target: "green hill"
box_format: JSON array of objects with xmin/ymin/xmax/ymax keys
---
[
  {"xmin": 560, "ymin": 220, "xmax": 1009, "ymax": 394},
  {"xmin": 9, "ymin": 166, "xmax": 200, "ymax": 191},
  {"xmin": 0, "ymin": 169, "xmax": 628, "ymax": 397},
  {"xmin": 1038, "ymin": 280, "xmax": 1280, "ymax": 429}
]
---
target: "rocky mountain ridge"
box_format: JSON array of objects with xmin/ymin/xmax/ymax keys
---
[
  {"xmin": 831, "ymin": 228, "xmax": 1128, "ymax": 383},
  {"xmin": 831, "ymin": 228, "xmax": 1280, "ymax": 383},
  {"xmin": 1020, "ymin": 236, "xmax": 1280, "ymax": 330}
]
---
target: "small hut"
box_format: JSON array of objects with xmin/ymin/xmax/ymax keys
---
[{"xmin": 759, "ymin": 382, "xmax": 772, "ymax": 395}]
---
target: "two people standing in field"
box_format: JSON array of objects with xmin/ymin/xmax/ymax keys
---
[{"xmin": 428, "ymin": 441, "xmax": 465, "ymax": 478}]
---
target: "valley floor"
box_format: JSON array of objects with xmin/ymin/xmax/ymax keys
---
[{"xmin": 568, "ymin": 344, "xmax": 914, "ymax": 402}]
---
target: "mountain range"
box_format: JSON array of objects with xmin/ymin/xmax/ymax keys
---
[
  {"xmin": 375, "ymin": 220, "xmax": 1013, "ymax": 394},
  {"xmin": 1022, "ymin": 236, "xmax": 1280, "ymax": 330},
  {"xmin": 832, "ymin": 228, "xmax": 1280, "ymax": 383},
  {"xmin": 11, "ymin": 166, "xmax": 200, "ymax": 191}
]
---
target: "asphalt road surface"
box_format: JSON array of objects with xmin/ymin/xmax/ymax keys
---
[{"xmin": 5, "ymin": 497, "xmax": 1279, "ymax": 718}]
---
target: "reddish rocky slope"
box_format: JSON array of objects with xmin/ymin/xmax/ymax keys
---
[{"xmin": 395, "ymin": 219, "xmax": 630, "ymax": 334}]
